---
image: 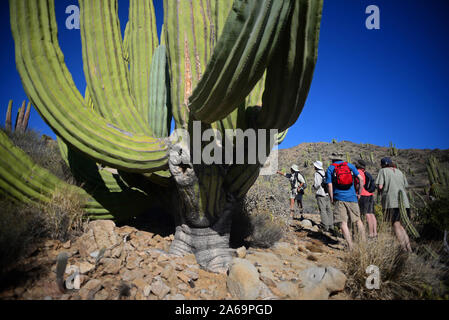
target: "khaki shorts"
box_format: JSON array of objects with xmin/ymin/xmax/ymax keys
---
[
  {"xmin": 333, "ymin": 201, "xmax": 361, "ymax": 224},
  {"xmin": 290, "ymin": 188, "xmax": 298, "ymax": 199}
]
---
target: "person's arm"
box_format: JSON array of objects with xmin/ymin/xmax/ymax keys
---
[
  {"xmin": 328, "ymin": 183, "xmax": 334, "ymax": 203},
  {"xmin": 313, "ymin": 173, "xmax": 320, "ymax": 190},
  {"xmin": 276, "ymin": 170, "xmax": 285, "ymax": 176},
  {"xmin": 357, "ymin": 174, "xmax": 364, "ymax": 198}
]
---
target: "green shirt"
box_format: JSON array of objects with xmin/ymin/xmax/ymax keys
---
[{"xmin": 375, "ymin": 167, "xmax": 410, "ymax": 209}]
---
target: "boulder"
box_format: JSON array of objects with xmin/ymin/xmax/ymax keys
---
[
  {"xmin": 298, "ymin": 266, "xmax": 346, "ymax": 300},
  {"xmin": 272, "ymin": 242, "xmax": 295, "ymax": 256},
  {"xmin": 226, "ymin": 258, "xmax": 262, "ymax": 300}
]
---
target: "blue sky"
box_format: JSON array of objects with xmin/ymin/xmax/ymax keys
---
[{"xmin": 1, "ymin": 0, "xmax": 448, "ymax": 150}]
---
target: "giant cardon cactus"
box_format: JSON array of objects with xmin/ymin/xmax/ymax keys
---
[{"xmin": 2, "ymin": 0, "xmax": 323, "ymax": 272}]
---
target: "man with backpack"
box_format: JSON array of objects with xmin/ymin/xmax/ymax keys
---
[
  {"xmin": 313, "ymin": 161, "xmax": 333, "ymax": 233},
  {"xmin": 326, "ymin": 153, "xmax": 366, "ymax": 250},
  {"xmin": 355, "ymin": 160, "xmax": 378, "ymax": 240},
  {"xmin": 277, "ymin": 165, "xmax": 306, "ymax": 219}
]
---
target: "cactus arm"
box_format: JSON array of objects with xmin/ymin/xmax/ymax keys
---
[
  {"xmin": 21, "ymin": 102, "xmax": 32, "ymax": 132},
  {"xmin": 14, "ymin": 100, "xmax": 26, "ymax": 131},
  {"xmin": 276, "ymin": 129, "xmax": 289, "ymax": 145},
  {"xmin": 79, "ymin": 0, "xmax": 150, "ymax": 135},
  {"xmin": 163, "ymin": 0, "xmax": 233, "ymax": 129},
  {"xmin": 148, "ymin": 45, "xmax": 172, "ymax": 138},
  {"xmin": 188, "ymin": 0, "xmax": 293, "ymax": 124},
  {"xmin": 5, "ymin": 100, "xmax": 12, "ymax": 131},
  {"xmin": 256, "ymin": 0, "xmax": 323, "ymax": 131},
  {"xmin": 128, "ymin": 0, "xmax": 159, "ymax": 119},
  {"xmin": 10, "ymin": 0, "xmax": 168, "ymax": 172}
]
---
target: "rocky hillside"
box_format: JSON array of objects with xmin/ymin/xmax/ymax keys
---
[{"xmin": 0, "ymin": 140, "xmax": 446, "ymax": 301}]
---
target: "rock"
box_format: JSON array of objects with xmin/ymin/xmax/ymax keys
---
[
  {"xmin": 79, "ymin": 262, "xmax": 95, "ymax": 274},
  {"xmin": 272, "ymin": 242, "xmax": 295, "ymax": 256},
  {"xmin": 259, "ymin": 271, "xmax": 277, "ymax": 288},
  {"xmin": 298, "ymin": 266, "xmax": 347, "ymax": 300},
  {"xmin": 132, "ymin": 278, "xmax": 148, "ymax": 292},
  {"xmin": 76, "ymin": 229, "xmax": 98, "ymax": 258},
  {"xmin": 236, "ymin": 246, "xmax": 247, "ymax": 258},
  {"xmin": 277, "ymin": 281, "xmax": 299, "ymax": 299},
  {"xmin": 246, "ymin": 252, "xmax": 283, "ymax": 271},
  {"xmin": 150, "ymin": 277, "xmax": 171, "ymax": 299},
  {"xmin": 101, "ymin": 258, "xmax": 122, "ymax": 275},
  {"xmin": 177, "ymin": 283, "xmax": 189, "ymax": 292},
  {"xmin": 121, "ymin": 269, "xmax": 145, "ymax": 282},
  {"xmin": 89, "ymin": 220, "xmax": 119, "ymax": 249},
  {"xmin": 161, "ymin": 264, "xmax": 175, "ymax": 280},
  {"xmin": 300, "ymin": 219, "xmax": 313, "ymax": 228},
  {"xmin": 94, "ymin": 289, "xmax": 109, "ymax": 300},
  {"xmin": 79, "ymin": 279, "xmax": 102, "ymax": 300},
  {"xmin": 226, "ymin": 258, "xmax": 262, "ymax": 300},
  {"xmin": 143, "ymin": 285, "xmax": 152, "ymax": 297},
  {"xmin": 126, "ymin": 254, "xmax": 143, "ymax": 270},
  {"xmin": 62, "ymin": 240, "xmax": 71, "ymax": 249}
]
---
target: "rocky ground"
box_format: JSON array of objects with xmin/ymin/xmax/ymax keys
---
[{"xmin": 0, "ymin": 214, "xmax": 349, "ymax": 301}]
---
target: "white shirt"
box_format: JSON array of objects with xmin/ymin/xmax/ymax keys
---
[{"xmin": 313, "ymin": 169, "xmax": 328, "ymax": 197}]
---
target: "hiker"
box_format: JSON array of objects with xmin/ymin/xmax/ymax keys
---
[
  {"xmin": 355, "ymin": 160, "xmax": 378, "ymax": 239},
  {"xmin": 277, "ymin": 165, "xmax": 306, "ymax": 219},
  {"xmin": 312, "ymin": 161, "xmax": 333, "ymax": 232},
  {"xmin": 375, "ymin": 157, "xmax": 412, "ymax": 252},
  {"xmin": 326, "ymin": 153, "xmax": 366, "ymax": 249}
]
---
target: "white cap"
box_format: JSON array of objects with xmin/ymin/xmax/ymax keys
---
[{"xmin": 291, "ymin": 164, "xmax": 300, "ymax": 172}]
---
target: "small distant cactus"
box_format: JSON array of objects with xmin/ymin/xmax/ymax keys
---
[
  {"xmin": 370, "ymin": 152, "xmax": 375, "ymax": 164},
  {"xmin": 389, "ymin": 141, "xmax": 398, "ymax": 157},
  {"xmin": 304, "ymin": 159, "xmax": 311, "ymax": 168},
  {"xmin": 359, "ymin": 152, "xmax": 364, "ymax": 161},
  {"xmin": 5, "ymin": 100, "xmax": 32, "ymax": 133},
  {"xmin": 332, "ymin": 139, "xmax": 337, "ymax": 144},
  {"xmin": 346, "ymin": 152, "xmax": 351, "ymax": 164}
]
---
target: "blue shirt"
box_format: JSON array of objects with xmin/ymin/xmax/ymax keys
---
[{"xmin": 325, "ymin": 161, "xmax": 359, "ymax": 203}]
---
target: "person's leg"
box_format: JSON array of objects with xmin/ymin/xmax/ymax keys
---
[
  {"xmin": 289, "ymin": 198, "xmax": 295, "ymax": 218},
  {"xmin": 325, "ymin": 197, "xmax": 334, "ymax": 233},
  {"xmin": 340, "ymin": 221, "xmax": 353, "ymax": 250},
  {"xmin": 347, "ymin": 201, "xmax": 366, "ymax": 242},
  {"xmin": 335, "ymin": 201, "xmax": 353, "ymax": 249},
  {"xmin": 366, "ymin": 214, "xmax": 377, "ymax": 237},
  {"xmin": 393, "ymin": 221, "xmax": 412, "ymax": 252},
  {"xmin": 317, "ymin": 196, "xmax": 328, "ymax": 230}
]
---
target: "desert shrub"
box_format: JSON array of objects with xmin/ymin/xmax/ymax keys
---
[
  {"xmin": 0, "ymin": 197, "xmax": 46, "ymax": 273},
  {"xmin": 343, "ymin": 228, "xmax": 447, "ymax": 299},
  {"xmin": 245, "ymin": 211, "xmax": 285, "ymax": 248},
  {"xmin": 1, "ymin": 128, "xmax": 74, "ymax": 183},
  {"xmin": 40, "ymin": 186, "xmax": 87, "ymax": 241},
  {"xmin": 0, "ymin": 187, "xmax": 86, "ymax": 272}
]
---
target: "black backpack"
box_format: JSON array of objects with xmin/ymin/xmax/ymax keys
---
[
  {"xmin": 364, "ymin": 171, "xmax": 376, "ymax": 193},
  {"xmin": 355, "ymin": 171, "xmax": 376, "ymax": 193},
  {"xmin": 318, "ymin": 172, "xmax": 329, "ymax": 194}
]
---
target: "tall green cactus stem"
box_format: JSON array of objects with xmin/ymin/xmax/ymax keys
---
[
  {"xmin": 5, "ymin": 100, "xmax": 13, "ymax": 131},
  {"xmin": 370, "ymin": 152, "xmax": 375, "ymax": 164},
  {"xmin": 5, "ymin": 0, "xmax": 323, "ymax": 273},
  {"xmin": 398, "ymin": 190, "xmax": 439, "ymax": 259},
  {"xmin": 346, "ymin": 152, "xmax": 351, "ymax": 164}
]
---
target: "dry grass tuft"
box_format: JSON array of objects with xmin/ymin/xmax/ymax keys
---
[
  {"xmin": 245, "ymin": 211, "xmax": 286, "ymax": 249},
  {"xmin": 343, "ymin": 225, "xmax": 447, "ymax": 299},
  {"xmin": 39, "ymin": 186, "xmax": 87, "ymax": 241}
]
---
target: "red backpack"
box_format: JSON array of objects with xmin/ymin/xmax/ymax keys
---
[{"xmin": 331, "ymin": 162, "xmax": 354, "ymax": 190}]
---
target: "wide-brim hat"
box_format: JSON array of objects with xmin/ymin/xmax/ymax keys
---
[
  {"xmin": 329, "ymin": 153, "xmax": 344, "ymax": 161},
  {"xmin": 291, "ymin": 164, "xmax": 300, "ymax": 172},
  {"xmin": 313, "ymin": 161, "xmax": 323, "ymax": 170},
  {"xmin": 381, "ymin": 157, "xmax": 393, "ymax": 166},
  {"xmin": 356, "ymin": 159, "xmax": 367, "ymax": 169}
]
